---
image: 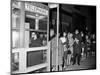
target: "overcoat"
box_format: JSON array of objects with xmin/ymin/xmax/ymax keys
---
[{"xmin": 50, "ymin": 36, "xmax": 64, "ymax": 66}]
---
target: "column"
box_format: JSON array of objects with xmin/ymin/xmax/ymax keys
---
[
  {"xmin": 56, "ymin": 4, "xmax": 59, "ymax": 71},
  {"xmin": 35, "ymin": 18, "xmax": 39, "ymax": 30},
  {"xmin": 19, "ymin": 2, "xmax": 26, "ymax": 72}
]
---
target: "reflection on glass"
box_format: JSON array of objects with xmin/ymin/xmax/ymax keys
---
[
  {"xmin": 12, "ymin": 8, "xmax": 20, "ymax": 28},
  {"xmin": 12, "ymin": 31, "xmax": 19, "ymax": 48},
  {"xmin": 27, "ymin": 50, "xmax": 47, "ymax": 67},
  {"xmin": 25, "ymin": 13, "xmax": 48, "ymax": 48},
  {"xmin": 12, "ymin": 5, "xmax": 20, "ymax": 48},
  {"xmin": 12, "ymin": 53, "xmax": 19, "ymax": 71},
  {"xmin": 39, "ymin": 17, "xmax": 47, "ymax": 30},
  {"xmin": 29, "ymin": 32, "xmax": 47, "ymax": 47}
]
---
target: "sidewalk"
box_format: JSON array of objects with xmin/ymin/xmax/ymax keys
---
[{"xmin": 64, "ymin": 56, "xmax": 96, "ymax": 71}]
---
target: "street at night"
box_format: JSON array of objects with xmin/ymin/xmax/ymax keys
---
[
  {"xmin": 11, "ymin": 0, "xmax": 96, "ymax": 74},
  {"xmin": 65, "ymin": 56, "xmax": 96, "ymax": 71}
]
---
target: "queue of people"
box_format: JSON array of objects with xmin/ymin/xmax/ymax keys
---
[{"xmin": 50, "ymin": 28, "xmax": 96, "ymax": 71}]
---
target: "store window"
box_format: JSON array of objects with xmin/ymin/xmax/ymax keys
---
[
  {"xmin": 25, "ymin": 12, "xmax": 48, "ymax": 48},
  {"xmin": 11, "ymin": 1, "xmax": 49, "ymax": 73},
  {"xmin": 12, "ymin": 8, "xmax": 20, "ymax": 49},
  {"xmin": 25, "ymin": 11, "xmax": 48, "ymax": 67}
]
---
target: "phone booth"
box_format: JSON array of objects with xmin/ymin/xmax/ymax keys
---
[{"xmin": 11, "ymin": 0, "xmax": 50, "ymax": 74}]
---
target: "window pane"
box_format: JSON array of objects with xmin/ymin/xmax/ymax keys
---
[
  {"xmin": 39, "ymin": 17, "xmax": 47, "ymax": 30},
  {"xmin": 29, "ymin": 32, "xmax": 47, "ymax": 47},
  {"xmin": 27, "ymin": 50, "xmax": 47, "ymax": 67},
  {"xmin": 12, "ymin": 30, "xmax": 20, "ymax": 48},
  {"xmin": 12, "ymin": 52, "xmax": 19, "ymax": 71}
]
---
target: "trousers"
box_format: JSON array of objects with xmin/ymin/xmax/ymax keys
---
[{"xmin": 73, "ymin": 53, "xmax": 81, "ymax": 65}]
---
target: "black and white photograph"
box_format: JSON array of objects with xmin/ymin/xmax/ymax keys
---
[{"xmin": 11, "ymin": 0, "xmax": 96, "ymax": 74}]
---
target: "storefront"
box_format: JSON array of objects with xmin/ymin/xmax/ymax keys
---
[{"xmin": 11, "ymin": 0, "xmax": 50, "ymax": 73}]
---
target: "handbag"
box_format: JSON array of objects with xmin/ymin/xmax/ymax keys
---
[{"xmin": 67, "ymin": 50, "xmax": 71, "ymax": 54}]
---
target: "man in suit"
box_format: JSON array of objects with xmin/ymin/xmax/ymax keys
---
[{"xmin": 73, "ymin": 29, "xmax": 82, "ymax": 66}]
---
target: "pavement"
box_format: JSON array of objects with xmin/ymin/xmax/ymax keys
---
[{"xmin": 64, "ymin": 55, "xmax": 96, "ymax": 71}]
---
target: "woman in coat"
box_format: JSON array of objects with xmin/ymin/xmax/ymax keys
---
[{"xmin": 50, "ymin": 29, "xmax": 64, "ymax": 71}]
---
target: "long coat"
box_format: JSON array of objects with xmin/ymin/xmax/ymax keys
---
[
  {"xmin": 73, "ymin": 42, "xmax": 81, "ymax": 54},
  {"xmin": 50, "ymin": 36, "xmax": 64, "ymax": 66},
  {"xmin": 73, "ymin": 34, "xmax": 82, "ymax": 54}
]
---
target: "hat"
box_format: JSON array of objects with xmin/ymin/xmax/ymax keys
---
[{"xmin": 32, "ymin": 32, "xmax": 35, "ymax": 35}]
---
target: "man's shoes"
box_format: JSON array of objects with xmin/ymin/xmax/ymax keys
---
[
  {"xmin": 72, "ymin": 63, "xmax": 75, "ymax": 65},
  {"xmin": 78, "ymin": 63, "xmax": 80, "ymax": 66}
]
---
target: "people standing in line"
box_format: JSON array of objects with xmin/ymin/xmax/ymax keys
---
[
  {"xmin": 67, "ymin": 32, "xmax": 74, "ymax": 66},
  {"xmin": 50, "ymin": 29, "xmax": 64, "ymax": 71},
  {"xmin": 73, "ymin": 29, "xmax": 82, "ymax": 66}
]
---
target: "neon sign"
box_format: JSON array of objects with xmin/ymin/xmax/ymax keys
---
[{"xmin": 25, "ymin": 3, "xmax": 48, "ymax": 16}]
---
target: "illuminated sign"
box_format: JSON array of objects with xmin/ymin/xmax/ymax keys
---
[{"xmin": 25, "ymin": 3, "xmax": 48, "ymax": 16}]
